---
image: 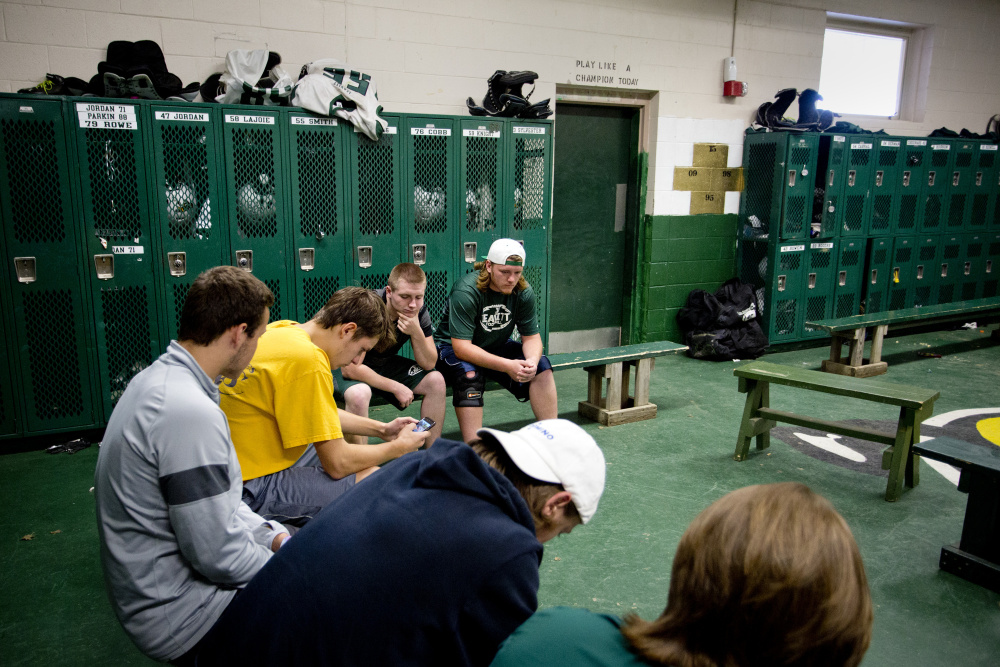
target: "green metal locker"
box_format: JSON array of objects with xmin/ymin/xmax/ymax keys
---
[
  {"xmin": 936, "ymin": 234, "xmax": 963, "ymax": 305},
  {"xmin": 887, "ymin": 236, "xmax": 917, "ymax": 311},
  {"xmin": 841, "ymin": 136, "xmax": 875, "ymax": 237},
  {"xmin": 0, "ymin": 97, "xmax": 100, "ymax": 434},
  {"xmin": 149, "ymin": 103, "xmax": 229, "ymax": 341},
  {"xmin": 287, "ymin": 112, "xmax": 348, "ymax": 321},
  {"xmin": 833, "ymin": 238, "xmax": 865, "ymax": 318},
  {"xmin": 404, "ymin": 116, "xmax": 458, "ymax": 327},
  {"xmin": 864, "ymin": 237, "xmax": 892, "ymax": 314},
  {"xmin": 946, "ymin": 141, "xmax": 977, "ymax": 232},
  {"xmin": 766, "ymin": 242, "xmax": 806, "ymax": 342},
  {"xmin": 801, "ymin": 241, "xmax": 837, "ymax": 339},
  {"xmin": 347, "ymin": 113, "xmax": 404, "ymax": 291},
  {"xmin": 920, "ymin": 140, "xmax": 953, "ymax": 233},
  {"xmin": 817, "ymin": 134, "xmax": 848, "ymax": 239},
  {"xmin": 72, "ymin": 98, "xmax": 162, "ymax": 421},
  {"xmin": 959, "ymin": 233, "xmax": 986, "ymax": 301},
  {"xmin": 869, "ymin": 137, "xmax": 904, "ymax": 237},
  {"xmin": 507, "ymin": 120, "xmax": 553, "ymax": 344},
  {"xmin": 984, "ymin": 232, "xmax": 1000, "ymax": 298},
  {"xmin": 459, "ymin": 118, "xmax": 506, "ymax": 274},
  {"xmin": 220, "ymin": 106, "xmax": 292, "ymax": 322},
  {"xmin": 969, "ymin": 143, "xmax": 997, "ymax": 230},
  {"xmin": 780, "ymin": 134, "xmax": 818, "ymax": 240},
  {"xmin": 897, "ymin": 139, "xmax": 927, "ymax": 234},
  {"xmin": 912, "ymin": 236, "xmax": 941, "ymax": 307},
  {"xmin": 0, "ymin": 219, "xmax": 19, "ymax": 438}
]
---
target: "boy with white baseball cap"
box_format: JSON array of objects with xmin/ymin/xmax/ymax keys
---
[
  {"xmin": 193, "ymin": 419, "xmax": 606, "ymax": 666},
  {"xmin": 434, "ymin": 238, "xmax": 558, "ymax": 442}
]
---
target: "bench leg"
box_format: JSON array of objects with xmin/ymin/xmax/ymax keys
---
[
  {"xmin": 735, "ymin": 379, "xmax": 771, "ymax": 461},
  {"xmin": 869, "ymin": 324, "xmax": 889, "ymax": 365},
  {"xmin": 634, "ymin": 358, "xmax": 653, "ymax": 406},
  {"xmin": 883, "ymin": 406, "xmax": 918, "ymax": 502},
  {"xmin": 848, "ymin": 327, "xmax": 867, "ymax": 367},
  {"xmin": 606, "ymin": 362, "xmax": 623, "ymax": 412}
]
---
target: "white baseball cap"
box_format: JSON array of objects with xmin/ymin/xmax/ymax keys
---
[
  {"xmin": 484, "ymin": 238, "xmax": 526, "ymax": 266},
  {"xmin": 478, "ymin": 419, "xmax": 606, "ymax": 524}
]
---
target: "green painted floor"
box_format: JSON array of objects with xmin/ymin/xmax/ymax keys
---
[{"xmin": 2, "ymin": 328, "xmax": 999, "ymax": 665}]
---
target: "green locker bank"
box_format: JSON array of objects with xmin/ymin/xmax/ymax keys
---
[{"xmin": 0, "ymin": 93, "xmax": 553, "ymax": 440}]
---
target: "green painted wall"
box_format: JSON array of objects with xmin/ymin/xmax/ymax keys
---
[{"xmin": 639, "ymin": 214, "xmax": 738, "ymax": 343}]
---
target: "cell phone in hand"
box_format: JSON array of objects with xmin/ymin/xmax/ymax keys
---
[{"xmin": 413, "ymin": 417, "xmax": 436, "ymax": 433}]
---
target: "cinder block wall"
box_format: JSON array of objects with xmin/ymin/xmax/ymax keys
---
[
  {"xmin": 2, "ymin": 0, "xmax": 998, "ymax": 341},
  {"xmin": 642, "ymin": 214, "xmax": 737, "ymax": 343}
]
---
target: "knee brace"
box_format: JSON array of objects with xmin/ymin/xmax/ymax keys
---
[{"xmin": 452, "ymin": 370, "xmax": 486, "ymax": 407}]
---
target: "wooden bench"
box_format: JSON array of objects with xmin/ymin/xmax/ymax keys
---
[
  {"xmin": 548, "ymin": 341, "xmax": 688, "ymax": 426},
  {"xmin": 733, "ymin": 360, "xmax": 940, "ymax": 502},
  {"xmin": 911, "ymin": 436, "xmax": 1000, "ymax": 593},
  {"xmin": 806, "ymin": 297, "xmax": 1000, "ymax": 378}
]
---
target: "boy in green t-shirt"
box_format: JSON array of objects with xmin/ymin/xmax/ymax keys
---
[{"xmin": 434, "ymin": 239, "xmax": 557, "ymax": 442}]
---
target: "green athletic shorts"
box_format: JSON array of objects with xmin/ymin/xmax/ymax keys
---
[{"xmin": 332, "ymin": 355, "xmax": 433, "ymax": 410}]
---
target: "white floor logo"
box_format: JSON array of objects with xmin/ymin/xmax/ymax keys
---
[{"xmin": 480, "ymin": 304, "xmax": 512, "ymax": 331}]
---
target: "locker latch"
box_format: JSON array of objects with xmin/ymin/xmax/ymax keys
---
[
  {"xmin": 941, "ymin": 263, "xmax": 948, "ymax": 278},
  {"xmin": 902, "ymin": 171, "xmax": 911, "ymax": 187},
  {"xmin": 976, "ymin": 172, "xmax": 983, "ymax": 187},
  {"xmin": 964, "ymin": 261, "xmax": 971, "ymax": 276},
  {"xmin": 838, "ymin": 270, "xmax": 847, "ymax": 287},
  {"xmin": 892, "ymin": 267, "xmax": 900, "ymax": 284},
  {"xmin": 13, "ymin": 257, "xmax": 36, "ymax": 283},
  {"xmin": 828, "ymin": 170, "xmax": 835, "ymax": 187},
  {"xmin": 777, "ymin": 275, "xmax": 786, "ymax": 292},
  {"xmin": 463, "ymin": 242, "xmax": 477, "ymax": 264},
  {"xmin": 412, "ymin": 244, "xmax": 427, "ymax": 265},
  {"xmin": 987, "ymin": 260, "xmax": 993, "ymax": 274},
  {"xmin": 928, "ymin": 171, "xmax": 936, "ymax": 186},
  {"xmin": 299, "ymin": 248, "xmax": 315, "ymax": 271},
  {"xmin": 916, "ymin": 265, "xmax": 924, "ymax": 280},
  {"xmin": 95, "ymin": 254, "xmax": 114, "ymax": 280},
  {"xmin": 357, "ymin": 246, "xmax": 372, "ymax": 268},
  {"xmin": 870, "ymin": 269, "xmax": 878, "ymax": 285},
  {"xmin": 235, "ymin": 250, "xmax": 253, "ymax": 272},
  {"xmin": 848, "ymin": 170, "xmax": 856, "ymax": 187},
  {"xmin": 808, "ymin": 273, "xmax": 816, "ymax": 289},
  {"xmin": 788, "ymin": 169, "xmax": 796, "ymax": 187},
  {"xmin": 168, "ymin": 252, "xmax": 186, "ymax": 277},
  {"xmin": 875, "ymin": 170, "xmax": 884, "ymax": 187}
]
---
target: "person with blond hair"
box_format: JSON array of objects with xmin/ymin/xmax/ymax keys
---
[
  {"xmin": 434, "ymin": 238, "xmax": 557, "ymax": 442},
  {"xmin": 336, "ymin": 262, "xmax": 447, "ymax": 444},
  {"xmin": 491, "ymin": 482, "xmax": 873, "ymax": 667}
]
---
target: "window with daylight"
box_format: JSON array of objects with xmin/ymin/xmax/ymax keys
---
[{"xmin": 818, "ymin": 16, "xmax": 930, "ymax": 121}]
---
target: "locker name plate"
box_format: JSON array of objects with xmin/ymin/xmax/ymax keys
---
[
  {"xmin": 77, "ymin": 103, "xmax": 137, "ymax": 130},
  {"xmin": 155, "ymin": 111, "xmax": 209, "ymax": 122},
  {"xmin": 781, "ymin": 245, "xmax": 805, "ymax": 252},
  {"xmin": 981, "ymin": 145, "xmax": 998, "ymax": 151},
  {"xmin": 292, "ymin": 117, "xmax": 337, "ymax": 125},
  {"xmin": 463, "ymin": 128, "xmax": 500, "ymax": 138},
  {"xmin": 412, "ymin": 127, "xmax": 450, "ymax": 136},
  {"xmin": 513, "ymin": 126, "xmax": 546, "ymax": 134},
  {"xmin": 225, "ymin": 114, "xmax": 275, "ymax": 125},
  {"xmin": 112, "ymin": 245, "xmax": 145, "ymax": 255}
]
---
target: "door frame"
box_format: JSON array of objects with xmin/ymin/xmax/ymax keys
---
[{"xmin": 553, "ymin": 86, "xmax": 654, "ymax": 344}]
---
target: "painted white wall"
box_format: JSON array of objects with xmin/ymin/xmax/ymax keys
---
[{"xmin": 2, "ymin": 0, "xmax": 998, "ymax": 215}]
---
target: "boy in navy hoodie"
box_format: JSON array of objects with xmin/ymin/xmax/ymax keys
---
[{"xmin": 194, "ymin": 419, "xmax": 605, "ymax": 666}]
